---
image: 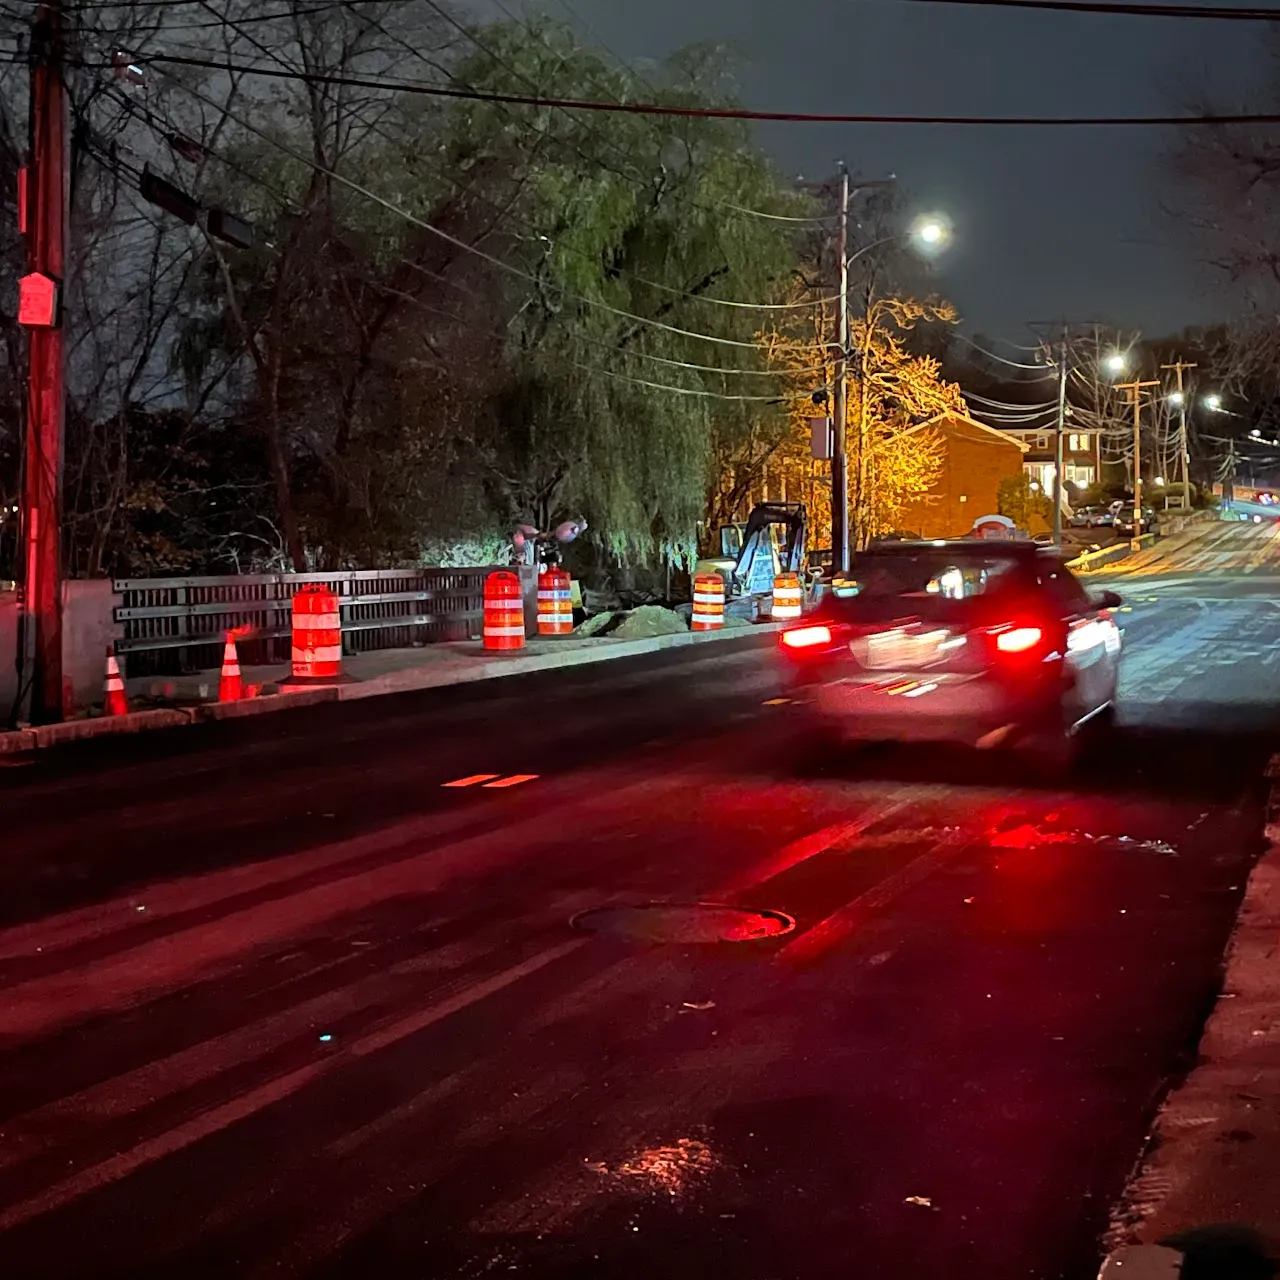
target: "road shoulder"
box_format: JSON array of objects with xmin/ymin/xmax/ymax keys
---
[{"xmin": 1101, "ymin": 756, "xmax": 1280, "ymax": 1272}]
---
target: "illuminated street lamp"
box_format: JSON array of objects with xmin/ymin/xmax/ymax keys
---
[
  {"xmin": 1252, "ymin": 428, "xmax": 1262, "ymax": 438},
  {"xmin": 1205, "ymin": 393, "xmax": 1224, "ymax": 412},
  {"xmin": 1168, "ymin": 390, "xmax": 1185, "ymax": 407},
  {"xmin": 909, "ymin": 213, "xmax": 951, "ymax": 255},
  {"xmin": 1105, "ymin": 352, "xmax": 1127, "ymax": 376}
]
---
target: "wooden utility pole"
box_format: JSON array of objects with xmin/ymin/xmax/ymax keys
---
[
  {"xmin": 796, "ymin": 170, "xmax": 894, "ymax": 570},
  {"xmin": 1115, "ymin": 378, "xmax": 1159, "ymax": 548},
  {"xmin": 18, "ymin": 1, "xmax": 70, "ymax": 723},
  {"xmin": 1161, "ymin": 359, "xmax": 1196, "ymax": 510},
  {"xmin": 1052, "ymin": 325, "xmax": 1068, "ymax": 547},
  {"xmin": 831, "ymin": 165, "xmax": 850, "ymax": 573}
]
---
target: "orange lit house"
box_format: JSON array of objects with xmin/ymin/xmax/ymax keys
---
[{"xmin": 893, "ymin": 411, "xmax": 1031, "ymax": 539}]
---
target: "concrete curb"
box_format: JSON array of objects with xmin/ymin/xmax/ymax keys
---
[
  {"xmin": 335, "ymin": 622, "xmax": 782, "ymax": 702},
  {"xmin": 0, "ymin": 621, "xmax": 781, "ymax": 755},
  {"xmin": 195, "ymin": 687, "xmax": 340, "ymax": 721},
  {"xmin": 1096, "ymin": 756, "xmax": 1280, "ymax": 1277},
  {"xmin": 1068, "ymin": 542, "xmax": 1134, "ymax": 572}
]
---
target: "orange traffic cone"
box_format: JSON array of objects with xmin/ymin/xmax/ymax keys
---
[
  {"xmin": 218, "ymin": 634, "xmax": 243, "ymax": 703},
  {"xmin": 103, "ymin": 649, "xmax": 128, "ymax": 717}
]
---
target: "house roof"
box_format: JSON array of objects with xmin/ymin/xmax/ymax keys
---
[{"xmin": 901, "ymin": 410, "xmax": 1031, "ymax": 452}]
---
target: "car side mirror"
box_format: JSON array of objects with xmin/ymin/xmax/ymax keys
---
[{"xmin": 1095, "ymin": 590, "xmax": 1123, "ymax": 609}]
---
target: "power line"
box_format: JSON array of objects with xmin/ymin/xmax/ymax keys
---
[
  {"xmin": 87, "ymin": 49, "xmax": 1280, "ymax": 127},
  {"xmin": 102, "ymin": 77, "xmax": 815, "ymax": 378},
  {"xmin": 506, "ymin": 0, "xmax": 835, "ymax": 227},
  {"xmin": 569, "ymin": 361, "xmax": 785, "ymax": 402},
  {"xmin": 905, "ymin": 0, "xmax": 1280, "ymax": 21},
  {"xmin": 951, "ymin": 331, "xmax": 1054, "ymax": 371},
  {"xmin": 409, "ymin": 0, "xmax": 828, "ymax": 236},
  {"xmin": 965, "ymin": 389, "xmax": 1059, "ymax": 410},
  {"xmin": 314, "ymin": 2, "xmax": 835, "ymax": 310},
  {"xmin": 94, "ymin": 65, "xmax": 824, "ymax": 397},
  {"xmin": 72, "ymin": 1, "xmax": 357, "ymax": 32},
  {"xmin": 140, "ymin": 63, "xmax": 790, "ymax": 350},
  {"xmin": 970, "ymin": 408, "xmax": 1060, "ymax": 422}
]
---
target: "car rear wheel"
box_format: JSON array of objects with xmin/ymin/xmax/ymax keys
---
[{"xmin": 1010, "ymin": 707, "xmax": 1081, "ymax": 784}]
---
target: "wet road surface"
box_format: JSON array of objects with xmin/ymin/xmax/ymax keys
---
[{"xmin": 1, "ymin": 521, "xmax": 1278, "ymax": 1279}]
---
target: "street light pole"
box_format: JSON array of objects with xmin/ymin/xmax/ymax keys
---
[{"xmin": 831, "ymin": 166, "xmax": 850, "ymax": 574}]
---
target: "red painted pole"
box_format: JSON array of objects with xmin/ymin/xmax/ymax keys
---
[{"xmin": 19, "ymin": 2, "xmax": 69, "ymax": 723}]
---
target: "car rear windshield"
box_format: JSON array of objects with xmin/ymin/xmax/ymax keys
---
[{"xmin": 833, "ymin": 551, "xmax": 1030, "ymax": 618}]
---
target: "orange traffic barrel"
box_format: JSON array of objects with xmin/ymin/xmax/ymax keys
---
[
  {"xmin": 691, "ymin": 573, "xmax": 725, "ymax": 631},
  {"xmin": 537, "ymin": 566, "xmax": 573, "ymax": 637},
  {"xmin": 484, "ymin": 571, "xmax": 526, "ymax": 650},
  {"xmin": 291, "ymin": 584, "xmax": 342, "ymax": 681},
  {"xmin": 772, "ymin": 572, "xmax": 803, "ymax": 621},
  {"xmin": 103, "ymin": 648, "xmax": 129, "ymax": 716}
]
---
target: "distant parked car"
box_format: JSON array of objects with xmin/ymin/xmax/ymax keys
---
[
  {"xmin": 1114, "ymin": 505, "xmax": 1156, "ymax": 536},
  {"xmin": 1069, "ymin": 505, "xmax": 1113, "ymax": 528}
]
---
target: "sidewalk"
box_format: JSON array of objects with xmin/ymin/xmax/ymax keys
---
[
  {"xmin": 127, "ymin": 622, "xmax": 768, "ymax": 705},
  {"xmin": 1100, "ymin": 759, "xmax": 1280, "ymax": 1276},
  {"xmin": 1, "ymin": 619, "xmax": 776, "ymax": 753}
]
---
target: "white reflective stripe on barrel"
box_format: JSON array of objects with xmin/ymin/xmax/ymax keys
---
[{"xmin": 295, "ymin": 611, "xmax": 341, "ymax": 629}]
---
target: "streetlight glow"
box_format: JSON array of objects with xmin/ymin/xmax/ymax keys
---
[
  {"xmin": 1105, "ymin": 352, "xmax": 1127, "ymax": 376},
  {"xmin": 1251, "ymin": 428, "xmax": 1262, "ymax": 438},
  {"xmin": 1205, "ymin": 393, "xmax": 1224, "ymax": 412},
  {"xmin": 1168, "ymin": 390, "xmax": 1185, "ymax": 407},
  {"xmin": 909, "ymin": 212, "xmax": 951, "ymax": 254}
]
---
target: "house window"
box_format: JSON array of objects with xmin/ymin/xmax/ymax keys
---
[
  {"xmin": 1031, "ymin": 433, "xmax": 1051, "ymax": 451},
  {"xmin": 1067, "ymin": 432, "xmax": 1091, "ymax": 453},
  {"xmin": 1024, "ymin": 461, "xmax": 1055, "ymax": 493},
  {"xmin": 1064, "ymin": 463, "xmax": 1096, "ymax": 489}
]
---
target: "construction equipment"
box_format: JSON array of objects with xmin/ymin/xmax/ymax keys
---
[{"xmin": 697, "ymin": 502, "xmax": 809, "ymax": 602}]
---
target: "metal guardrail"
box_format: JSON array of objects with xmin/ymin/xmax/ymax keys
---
[{"xmin": 113, "ymin": 567, "xmax": 503, "ymax": 676}]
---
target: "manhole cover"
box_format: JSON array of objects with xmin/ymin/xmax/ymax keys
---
[{"xmin": 571, "ymin": 902, "xmax": 796, "ymax": 944}]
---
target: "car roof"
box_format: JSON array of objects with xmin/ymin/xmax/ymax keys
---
[{"xmin": 860, "ymin": 538, "xmax": 1052, "ymax": 560}]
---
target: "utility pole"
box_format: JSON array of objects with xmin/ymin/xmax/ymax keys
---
[
  {"xmin": 1115, "ymin": 378, "xmax": 1159, "ymax": 548},
  {"xmin": 1052, "ymin": 325, "xmax": 1068, "ymax": 548},
  {"xmin": 796, "ymin": 169, "xmax": 894, "ymax": 571},
  {"xmin": 831, "ymin": 165, "xmax": 850, "ymax": 574},
  {"xmin": 17, "ymin": 1, "xmax": 70, "ymax": 723},
  {"xmin": 1161, "ymin": 359, "xmax": 1196, "ymax": 510}
]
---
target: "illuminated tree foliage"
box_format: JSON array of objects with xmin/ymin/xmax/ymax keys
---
[{"xmin": 759, "ymin": 285, "xmax": 963, "ymax": 548}]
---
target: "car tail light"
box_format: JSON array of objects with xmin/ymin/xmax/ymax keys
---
[
  {"xmin": 995, "ymin": 625, "xmax": 1043, "ymax": 654},
  {"xmin": 781, "ymin": 624, "xmax": 833, "ymax": 650}
]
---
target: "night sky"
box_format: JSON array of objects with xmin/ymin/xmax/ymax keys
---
[{"xmin": 535, "ymin": 0, "xmax": 1275, "ymax": 344}]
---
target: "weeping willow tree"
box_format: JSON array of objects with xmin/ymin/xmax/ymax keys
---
[
  {"xmin": 439, "ymin": 21, "xmax": 808, "ymax": 569},
  {"xmin": 167, "ymin": 10, "xmax": 807, "ymax": 573}
]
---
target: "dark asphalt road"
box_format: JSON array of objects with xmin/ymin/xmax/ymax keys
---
[{"xmin": 2, "ymin": 528, "xmax": 1279, "ymax": 1279}]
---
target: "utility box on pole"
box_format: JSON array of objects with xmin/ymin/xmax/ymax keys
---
[{"xmin": 809, "ymin": 416, "xmax": 833, "ymax": 461}]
